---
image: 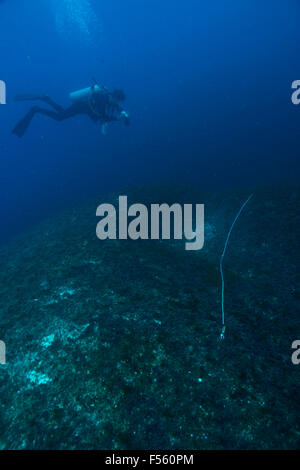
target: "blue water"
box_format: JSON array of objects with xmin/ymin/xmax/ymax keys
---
[{"xmin": 0, "ymin": 0, "xmax": 299, "ymax": 243}]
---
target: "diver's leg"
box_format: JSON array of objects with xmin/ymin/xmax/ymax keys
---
[
  {"xmin": 12, "ymin": 105, "xmax": 78, "ymax": 138},
  {"xmin": 15, "ymin": 94, "xmax": 47, "ymax": 102},
  {"xmin": 40, "ymin": 96, "xmax": 66, "ymax": 113},
  {"xmin": 14, "ymin": 94, "xmax": 66, "ymax": 113},
  {"xmin": 32, "ymin": 105, "xmax": 78, "ymax": 121}
]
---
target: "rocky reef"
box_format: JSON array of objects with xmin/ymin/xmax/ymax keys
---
[{"xmin": 0, "ymin": 184, "xmax": 299, "ymax": 449}]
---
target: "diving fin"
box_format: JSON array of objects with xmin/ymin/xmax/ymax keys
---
[
  {"xmin": 14, "ymin": 94, "xmax": 45, "ymax": 102},
  {"xmin": 12, "ymin": 108, "xmax": 37, "ymax": 138}
]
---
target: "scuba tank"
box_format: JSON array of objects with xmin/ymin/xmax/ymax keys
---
[
  {"xmin": 69, "ymin": 85, "xmax": 103, "ymax": 103},
  {"xmin": 69, "ymin": 81, "xmax": 114, "ymax": 135}
]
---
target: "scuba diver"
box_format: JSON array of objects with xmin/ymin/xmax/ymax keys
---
[{"xmin": 12, "ymin": 84, "xmax": 130, "ymax": 138}]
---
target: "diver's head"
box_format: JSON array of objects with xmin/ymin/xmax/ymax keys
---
[{"xmin": 112, "ymin": 89, "xmax": 126, "ymax": 102}]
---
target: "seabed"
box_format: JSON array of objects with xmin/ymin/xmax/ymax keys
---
[{"xmin": 0, "ymin": 184, "xmax": 299, "ymax": 450}]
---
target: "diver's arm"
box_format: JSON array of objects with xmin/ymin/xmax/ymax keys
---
[
  {"xmin": 106, "ymin": 104, "xmax": 130, "ymax": 125},
  {"xmin": 118, "ymin": 109, "xmax": 130, "ymax": 126},
  {"xmin": 121, "ymin": 110, "xmax": 130, "ymax": 125}
]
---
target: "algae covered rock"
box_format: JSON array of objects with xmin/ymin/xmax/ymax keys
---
[{"xmin": 0, "ymin": 184, "xmax": 299, "ymax": 449}]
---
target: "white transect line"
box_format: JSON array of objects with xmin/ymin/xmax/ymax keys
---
[{"xmin": 219, "ymin": 194, "xmax": 253, "ymax": 339}]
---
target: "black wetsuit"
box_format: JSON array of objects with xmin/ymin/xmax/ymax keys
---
[{"xmin": 13, "ymin": 91, "xmax": 126, "ymax": 138}]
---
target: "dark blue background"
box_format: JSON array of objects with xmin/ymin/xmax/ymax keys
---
[{"xmin": 0, "ymin": 0, "xmax": 299, "ymax": 244}]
